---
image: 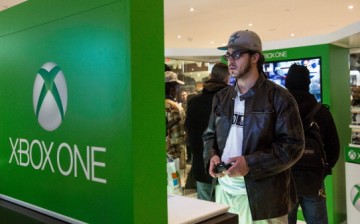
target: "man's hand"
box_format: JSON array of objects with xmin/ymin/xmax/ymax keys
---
[
  {"xmin": 223, "ymin": 156, "xmax": 249, "ymax": 177},
  {"xmin": 209, "ymin": 155, "xmax": 225, "ymax": 178}
]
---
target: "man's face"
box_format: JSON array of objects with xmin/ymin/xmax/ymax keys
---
[
  {"xmin": 170, "ymin": 83, "xmax": 179, "ymax": 98},
  {"xmin": 225, "ymin": 48, "xmax": 252, "ymax": 80},
  {"xmin": 181, "ymin": 91, "xmax": 187, "ymax": 101}
]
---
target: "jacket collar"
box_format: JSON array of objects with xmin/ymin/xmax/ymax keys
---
[{"xmin": 234, "ymin": 73, "xmax": 266, "ymax": 100}]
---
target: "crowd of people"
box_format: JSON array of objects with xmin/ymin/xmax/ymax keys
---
[{"xmin": 164, "ymin": 30, "xmax": 340, "ymax": 224}]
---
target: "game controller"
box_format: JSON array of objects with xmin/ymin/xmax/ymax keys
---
[{"xmin": 213, "ymin": 162, "xmax": 232, "ymax": 173}]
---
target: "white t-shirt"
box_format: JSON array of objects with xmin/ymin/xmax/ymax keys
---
[{"xmin": 219, "ymin": 92, "xmax": 247, "ymax": 195}]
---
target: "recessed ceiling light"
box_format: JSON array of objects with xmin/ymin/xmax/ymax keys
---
[
  {"xmin": 248, "ymin": 23, "xmax": 253, "ymax": 27},
  {"xmin": 222, "ymin": 43, "xmax": 226, "ymax": 46},
  {"xmin": 177, "ymin": 35, "xmax": 181, "ymax": 39},
  {"xmin": 210, "ymin": 41, "xmax": 214, "ymax": 44},
  {"xmin": 190, "ymin": 7, "xmax": 195, "ymax": 12},
  {"xmin": 348, "ymin": 5, "xmax": 354, "ymax": 10},
  {"xmin": 290, "ymin": 33, "xmax": 295, "ymax": 37}
]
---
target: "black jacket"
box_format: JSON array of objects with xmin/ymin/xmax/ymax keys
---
[
  {"xmin": 185, "ymin": 79, "xmax": 228, "ymax": 183},
  {"xmin": 203, "ymin": 75, "xmax": 304, "ymax": 220},
  {"xmin": 289, "ymin": 90, "xmax": 340, "ymax": 193}
]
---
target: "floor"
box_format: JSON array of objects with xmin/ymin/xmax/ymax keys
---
[{"xmin": 180, "ymin": 164, "xmax": 197, "ymax": 198}]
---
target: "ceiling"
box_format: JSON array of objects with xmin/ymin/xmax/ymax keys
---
[
  {"xmin": 0, "ymin": 0, "xmax": 25, "ymax": 11},
  {"xmin": 164, "ymin": 0, "xmax": 360, "ymax": 60},
  {"xmin": 1, "ymin": 1, "xmax": 359, "ymax": 61}
]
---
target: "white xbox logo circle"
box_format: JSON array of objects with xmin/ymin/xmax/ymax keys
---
[
  {"xmin": 350, "ymin": 184, "xmax": 360, "ymax": 212},
  {"xmin": 349, "ymin": 150, "xmax": 358, "ymax": 160},
  {"xmin": 33, "ymin": 62, "xmax": 67, "ymax": 131}
]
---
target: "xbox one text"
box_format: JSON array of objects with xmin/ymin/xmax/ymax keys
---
[
  {"xmin": 264, "ymin": 51, "xmax": 288, "ymax": 60},
  {"xmin": 8, "ymin": 137, "xmax": 107, "ymax": 184}
]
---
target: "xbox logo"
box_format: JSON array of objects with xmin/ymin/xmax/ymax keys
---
[
  {"xmin": 351, "ymin": 184, "xmax": 360, "ymax": 212},
  {"xmin": 33, "ymin": 62, "xmax": 67, "ymax": 131},
  {"xmin": 349, "ymin": 150, "xmax": 358, "ymax": 160}
]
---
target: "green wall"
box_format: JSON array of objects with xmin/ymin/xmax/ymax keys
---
[
  {"xmin": 264, "ymin": 44, "xmax": 350, "ymax": 223},
  {"xmin": 0, "ymin": 0, "xmax": 166, "ymax": 223},
  {"xmin": 328, "ymin": 45, "xmax": 350, "ymax": 223}
]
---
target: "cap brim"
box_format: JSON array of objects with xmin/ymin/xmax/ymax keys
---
[
  {"xmin": 217, "ymin": 45, "xmax": 250, "ymax": 51},
  {"xmin": 217, "ymin": 46, "xmax": 228, "ymax": 50},
  {"xmin": 177, "ymin": 80, "xmax": 184, "ymax": 85}
]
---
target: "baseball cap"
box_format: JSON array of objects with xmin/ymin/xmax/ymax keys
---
[
  {"xmin": 165, "ymin": 71, "xmax": 184, "ymax": 84},
  {"xmin": 218, "ymin": 30, "xmax": 262, "ymax": 52}
]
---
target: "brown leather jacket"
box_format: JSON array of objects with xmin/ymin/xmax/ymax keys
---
[{"xmin": 203, "ymin": 74, "xmax": 304, "ymax": 220}]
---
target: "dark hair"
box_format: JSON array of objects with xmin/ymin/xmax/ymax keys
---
[
  {"xmin": 165, "ymin": 82, "xmax": 178, "ymax": 95},
  {"xmin": 257, "ymin": 53, "xmax": 265, "ymax": 74},
  {"xmin": 285, "ymin": 64, "xmax": 310, "ymax": 91},
  {"xmin": 210, "ymin": 63, "xmax": 229, "ymax": 81},
  {"xmin": 248, "ymin": 51, "xmax": 265, "ymax": 74},
  {"xmin": 165, "ymin": 64, "xmax": 172, "ymax": 72}
]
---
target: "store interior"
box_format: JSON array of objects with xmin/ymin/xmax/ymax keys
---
[
  {"xmin": 165, "ymin": 37, "xmax": 360, "ymax": 224},
  {"xmin": 170, "ymin": 49, "xmax": 360, "ymax": 185},
  {"xmin": 0, "ymin": 0, "xmax": 360, "ymax": 223}
]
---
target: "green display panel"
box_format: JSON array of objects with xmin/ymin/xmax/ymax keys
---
[
  {"xmin": 263, "ymin": 45, "xmax": 350, "ymax": 223},
  {"xmin": 0, "ymin": 0, "xmax": 166, "ymax": 223},
  {"xmin": 345, "ymin": 146, "xmax": 360, "ymax": 164}
]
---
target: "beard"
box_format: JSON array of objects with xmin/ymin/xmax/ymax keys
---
[{"xmin": 229, "ymin": 56, "xmax": 252, "ymax": 79}]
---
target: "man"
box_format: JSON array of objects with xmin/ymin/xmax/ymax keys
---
[
  {"xmin": 180, "ymin": 89, "xmax": 192, "ymax": 164},
  {"xmin": 165, "ymin": 64, "xmax": 172, "ymax": 72},
  {"xmin": 165, "ymin": 71, "xmax": 185, "ymax": 162},
  {"xmin": 285, "ymin": 64, "xmax": 340, "ymax": 224},
  {"xmin": 180, "ymin": 90, "xmax": 188, "ymax": 112},
  {"xmin": 185, "ymin": 63, "xmax": 230, "ymax": 201},
  {"xmin": 202, "ymin": 30, "xmax": 304, "ymax": 223}
]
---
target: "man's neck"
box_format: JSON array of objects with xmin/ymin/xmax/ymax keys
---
[{"xmin": 236, "ymin": 71, "xmax": 260, "ymax": 94}]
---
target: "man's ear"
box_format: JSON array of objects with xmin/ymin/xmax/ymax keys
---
[{"xmin": 251, "ymin": 52, "xmax": 260, "ymax": 63}]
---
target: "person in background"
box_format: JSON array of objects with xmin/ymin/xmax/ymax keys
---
[
  {"xmin": 180, "ymin": 89, "xmax": 192, "ymax": 164},
  {"xmin": 203, "ymin": 30, "xmax": 304, "ymax": 223},
  {"xmin": 180, "ymin": 90, "xmax": 188, "ymax": 111},
  {"xmin": 165, "ymin": 71, "xmax": 186, "ymax": 163},
  {"xmin": 285, "ymin": 64, "xmax": 340, "ymax": 224},
  {"xmin": 165, "ymin": 64, "xmax": 172, "ymax": 72},
  {"xmin": 185, "ymin": 63, "xmax": 230, "ymax": 201}
]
